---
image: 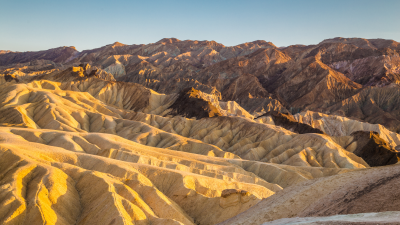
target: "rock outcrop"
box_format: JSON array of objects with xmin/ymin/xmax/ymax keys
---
[
  {"xmin": 167, "ymin": 87, "xmax": 223, "ymax": 119},
  {"xmin": 347, "ymin": 131, "xmax": 400, "ymax": 167},
  {"xmin": 256, "ymin": 111, "xmax": 324, "ymax": 134}
]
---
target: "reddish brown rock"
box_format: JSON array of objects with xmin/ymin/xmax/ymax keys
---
[{"xmin": 0, "ymin": 46, "xmax": 78, "ymax": 66}]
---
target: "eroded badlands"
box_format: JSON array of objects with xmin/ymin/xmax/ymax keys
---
[{"xmin": 1, "ymin": 37, "xmax": 400, "ymax": 224}]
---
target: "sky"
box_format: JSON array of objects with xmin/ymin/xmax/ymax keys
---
[{"xmin": 1, "ymin": 0, "xmax": 399, "ymax": 52}]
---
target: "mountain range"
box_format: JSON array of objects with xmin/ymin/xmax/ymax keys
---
[{"xmin": 1, "ymin": 37, "xmax": 400, "ymax": 225}]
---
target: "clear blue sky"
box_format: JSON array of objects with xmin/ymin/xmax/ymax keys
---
[{"xmin": 1, "ymin": 0, "xmax": 399, "ymax": 51}]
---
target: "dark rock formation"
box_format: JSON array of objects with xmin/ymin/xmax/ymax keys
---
[
  {"xmin": 4, "ymin": 74, "xmax": 19, "ymax": 82},
  {"xmin": 167, "ymin": 87, "xmax": 222, "ymax": 119},
  {"xmin": 257, "ymin": 111, "xmax": 324, "ymax": 134},
  {"xmin": 221, "ymin": 189, "xmax": 250, "ymax": 198},
  {"xmin": 347, "ymin": 131, "xmax": 400, "ymax": 167}
]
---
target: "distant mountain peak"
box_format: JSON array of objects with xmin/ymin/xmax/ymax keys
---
[
  {"xmin": 111, "ymin": 42, "xmax": 126, "ymax": 47},
  {"xmin": 0, "ymin": 50, "xmax": 12, "ymax": 54},
  {"xmin": 157, "ymin": 38, "xmax": 181, "ymax": 44}
]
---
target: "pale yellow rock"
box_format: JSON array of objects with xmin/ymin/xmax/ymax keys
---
[
  {"xmin": 295, "ymin": 110, "xmax": 400, "ymax": 149},
  {"xmin": 0, "ymin": 75, "xmax": 370, "ymax": 225},
  {"xmin": 0, "ymin": 127, "xmax": 276, "ymax": 224}
]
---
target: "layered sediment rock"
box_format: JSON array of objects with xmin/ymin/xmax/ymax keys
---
[{"xmin": 1, "ymin": 37, "xmax": 400, "ymax": 225}]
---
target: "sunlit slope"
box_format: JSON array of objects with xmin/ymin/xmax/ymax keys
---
[
  {"xmin": 0, "ymin": 127, "xmax": 277, "ymax": 225},
  {"xmin": 295, "ymin": 110, "xmax": 400, "ymax": 149},
  {"xmin": 1, "ymin": 37, "xmax": 400, "ymax": 225},
  {"xmin": 0, "ymin": 77, "xmax": 367, "ymax": 169},
  {"xmin": 0, "ymin": 72, "xmax": 374, "ymax": 225}
]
